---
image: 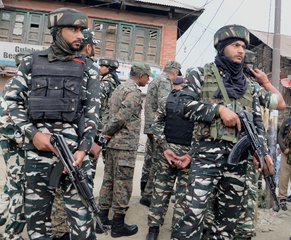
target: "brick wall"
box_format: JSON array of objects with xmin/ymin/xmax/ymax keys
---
[{"xmin": 3, "ymin": 0, "xmax": 178, "ymax": 67}]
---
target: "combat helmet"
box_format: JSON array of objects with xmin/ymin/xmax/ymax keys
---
[
  {"xmin": 214, "ymin": 25, "xmax": 249, "ymax": 50},
  {"xmin": 47, "ymin": 8, "xmax": 87, "ymax": 29},
  {"xmin": 80, "ymin": 29, "xmax": 100, "ymax": 48},
  {"xmin": 99, "ymin": 58, "xmax": 119, "ymax": 69}
]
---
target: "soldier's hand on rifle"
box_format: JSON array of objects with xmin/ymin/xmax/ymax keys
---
[
  {"xmin": 73, "ymin": 150, "xmax": 86, "ymax": 167},
  {"xmin": 253, "ymin": 154, "xmax": 274, "ymax": 175},
  {"xmin": 90, "ymin": 143, "xmax": 102, "ymax": 160},
  {"xmin": 32, "ymin": 131, "xmax": 57, "ymax": 154},
  {"xmin": 218, "ymin": 105, "xmax": 241, "ymax": 131},
  {"xmin": 284, "ymin": 148, "xmax": 289, "ymax": 155}
]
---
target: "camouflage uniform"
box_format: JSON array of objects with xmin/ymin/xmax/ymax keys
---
[
  {"xmin": 98, "ymin": 63, "xmax": 151, "ymax": 237},
  {"xmin": 172, "ymin": 25, "xmax": 267, "ymax": 240},
  {"xmin": 148, "ymin": 82, "xmax": 216, "ymax": 231},
  {"xmin": 234, "ymin": 50, "xmax": 279, "ymax": 240},
  {"xmin": 0, "ymin": 95, "xmax": 26, "ymax": 240},
  {"xmin": 4, "ymin": 8, "xmax": 99, "ymax": 240},
  {"xmin": 142, "ymin": 70, "xmax": 176, "ymax": 203}
]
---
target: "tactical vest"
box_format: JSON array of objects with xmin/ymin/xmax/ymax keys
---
[
  {"xmin": 28, "ymin": 51, "xmax": 85, "ymax": 123},
  {"xmin": 197, "ymin": 63, "xmax": 253, "ymax": 143},
  {"xmin": 164, "ymin": 88, "xmax": 197, "ymax": 146}
]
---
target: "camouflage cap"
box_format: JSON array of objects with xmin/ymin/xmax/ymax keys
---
[
  {"xmin": 214, "ymin": 24, "xmax": 249, "ymax": 49},
  {"xmin": 164, "ymin": 60, "xmax": 182, "ymax": 76},
  {"xmin": 131, "ymin": 63, "xmax": 151, "ymax": 76},
  {"xmin": 244, "ymin": 49, "xmax": 257, "ymax": 64},
  {"xmin": 47, "ymin": 8, "xmax": 88, "ymax": 29}
]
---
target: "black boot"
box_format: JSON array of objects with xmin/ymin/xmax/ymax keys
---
[
  {"xmin": 146, "ymin": 226, "xmax": 159, "ymax": 240},
  {"xmin": 96, "ymin": 209, "xmax": 112, "ymax": 234},
  {"xmin": 140, "ymin": 181, "xmax": 147, "ymax": 194},
  {"xmin": 111, "ymin": 213, "xmax": 138, "ymax": 238}
]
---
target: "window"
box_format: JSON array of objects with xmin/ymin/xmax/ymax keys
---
[
  {"xmin": 0, "ymin": 10, "xmax": 52, "ymax": 46},
  {"xmin": 93, "ymin": 19, "xmax": 161, "ymax": 64}
]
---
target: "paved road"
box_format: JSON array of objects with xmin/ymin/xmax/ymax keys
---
[{"xmin": 0, "ymin": 153, "xmax": 291, "ymax": 239}]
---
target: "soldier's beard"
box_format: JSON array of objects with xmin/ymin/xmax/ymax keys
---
[{"xmin": 68, "ymin": 42, "xmax": 81, "ymax": 52}]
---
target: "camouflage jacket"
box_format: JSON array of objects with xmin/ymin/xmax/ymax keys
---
[
  {"xmin": 186, "ymin": 62, "xmax": 266, "ymax": 152},
  {"xmin": 103, "ymin": 79, "xmax": 142, "ymax": 151},
  {"xmin": 252, "ymin": 80, "xmax": 277, "ymax": 110},
  {"xmin": 4, "ymin": 49, "xmax": 100, "ymax": 153},
  {"xmin": 278, "ymin": 117, "xmax": 291, "ymax": 153},
  {"xmin": 144, "ymin": 72, "xmax": 172, "ymax": 134},
  {"xmin": 99, "ymin": 73, "xmax": 119, "ymax": 129},
  {"xmin": 153, "ymin": 83, "xmax": 218, "ymax": 151}
]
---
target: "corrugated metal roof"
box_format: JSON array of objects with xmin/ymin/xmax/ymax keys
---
[
  {"xmin": 134, "ymin": 0, "xmax": 202, "ymax": 11},
  {"xmin": 250, "ymin": 30, "xmax": 291, "ymax": 59}
]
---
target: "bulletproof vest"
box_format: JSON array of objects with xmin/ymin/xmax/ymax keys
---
[
  {"xmin": 28, "ymin": 51, "xmax": 85, "ymax": 123},
  {"xmin": 164, "ymin": 89, "xmax": 197, "ymax": 146},
  {"xmin": 196, "ymin": 63, "xmax": 253, "ymax": 143}
]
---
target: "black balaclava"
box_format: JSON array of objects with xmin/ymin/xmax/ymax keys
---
[{"xmin": 214, "ymin": 37, "xmax": 247, "ymax": 100}]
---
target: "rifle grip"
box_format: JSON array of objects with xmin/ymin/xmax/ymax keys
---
[{"xmin": 49, "ymin": 161, "xmax": 64, "ymax": 188}]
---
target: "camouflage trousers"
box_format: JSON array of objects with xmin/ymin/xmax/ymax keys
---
[
  {"xmin": 51, "ymin": 188, "xmax": 69, "ymax": 238},
  {"xmin": 0, "ymin": 140, "xmax": 26, "ymax": 240},
  {"xmin": 141, "ymin": 136, "xmax": 157, "ymax": 199},
  {"xmin": 99, "ymin": 148, "xmax": 137, "ymax": 214},
  {"xmin": 234, "ymin": 161, "xmax": 258, "ymax": 239},
  {"xmin": 25, "ymin": 149, "xmax": 95, "ymax": 240},
  {"xmin": 148, "ymin": 144, "xmax": 189, "ymax": 228},
  {"xmin": 171, "ymin": 148, "xmax": 247, "ymax": 240}
]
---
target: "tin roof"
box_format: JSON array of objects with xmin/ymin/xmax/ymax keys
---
[
  {"xmin": 134, "ymin": 0, "xmax": 201, "ymax": 11},
  {"xmin": 250, "ymin": 30, "xmax": 291, "ymax": 59}
]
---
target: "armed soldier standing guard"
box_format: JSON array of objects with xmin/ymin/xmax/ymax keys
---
[
  {"xmin": 4, "ymin": 8, "xmax": 99, "ymax": 239},
  {"xmin": 171, "ymin": 25, "xmax": 273, "ymax": 240}
]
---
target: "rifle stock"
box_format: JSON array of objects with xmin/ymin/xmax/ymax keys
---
[
  {"xmin": 228, "ymin": 111, "xmax": 280, "ymax": 212},
  {"xmin": 50, "ymin": 134, "xmax": 108, "ymax": 234}
]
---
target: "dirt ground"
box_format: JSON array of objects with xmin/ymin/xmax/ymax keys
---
[{"xmin": 0, "ymin": 153, "xmax": 291, "ymax": 240}]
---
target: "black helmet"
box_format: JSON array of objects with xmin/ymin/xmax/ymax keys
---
[{"xmin": 99, "ymin": 58, "xmax": 119, "ymax": 69}]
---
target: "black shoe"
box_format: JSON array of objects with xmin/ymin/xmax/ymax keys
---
[
  {"xmin": 280, "ymin": 199, "xmax": 288, "ymax": 211},
  {"xmin": 53, "ymin": 233, "xmax": 70, "ymax": 240},
  {"xmin": 287, "ymin": 195, "xmax": 291, "ymax": 202},
  {"xmin": 96, "ymin": 209, "xmax": 112, "ymax": 234},
  {"xmin": 146, "ymin": 226, "xmax": 159, "ymax": 240},
  {"xmin": 140, "ymin": 197, "xmax": 151, "ymax": 207},
  {"xmin": 111, "ymin": 214, "xmax": 138, "ymax": 238}
]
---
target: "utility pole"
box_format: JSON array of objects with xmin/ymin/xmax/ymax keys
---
[{"xmin": 266, "ymin": 0, "xmax": 281, "ymax": 209}]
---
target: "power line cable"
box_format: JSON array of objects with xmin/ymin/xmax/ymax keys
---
[
  {"xmin": 189, "ymin": 0, "xmax": 246, "ymax": 66},
  {"xmin": 176, "ymin": 0, "xmax": 212, "ymax": 56},
  {"xmin": 181, "ymin": 0, "xmax": 225, "ymax": 65}
]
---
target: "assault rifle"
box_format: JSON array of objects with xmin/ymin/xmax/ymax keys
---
[
  {"xmin": 50, "ymin": 134, "xmax": 108, "ymax": 234},
  {"xmin": 227, "ymin": 110, "xmax": 280, "ymax": 212}
]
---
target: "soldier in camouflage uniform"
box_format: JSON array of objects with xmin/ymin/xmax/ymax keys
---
[
  {"xmin": 277, "ymin": 116, "xmax": 291, "ymax": 211},
  {"xmin": 50, "ymin": 28, "xmax": 101, "ymax": 240},
  {"xmin": 0, "ymin": 96, "xmax": 26, "ymax": 240},
  {"xmin": 233, "ymin": 50, "xmax": 286, "ymax": 240},
  {"xmin": 146, "ymin": 73, "xmax": 210, "ymax": 240},
  {"xmin": 97, "ymin": 63, "xmax": 151, "ymax": 238},
  {"xmin": 140, "ymin": 60, "xmax": 182, "ymax": 207},
  {"xmin": 170, "ymin": 25, "xmax": 273, "ymax": 240},
  {"xmin": 4, "ymin": 8, "xmax": 99, "ymax": 239}
]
